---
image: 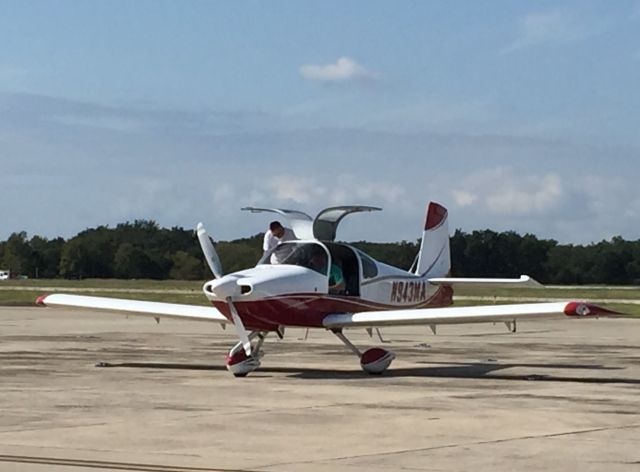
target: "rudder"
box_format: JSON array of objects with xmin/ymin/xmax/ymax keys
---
[{"xmin": 415, "ymin": 202, "xmax": 450, "ymax": 277}]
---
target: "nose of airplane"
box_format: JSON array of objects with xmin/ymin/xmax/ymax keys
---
[{"xmin": 204, "ymin": 277, "xmax": 240, "ymax": 300}]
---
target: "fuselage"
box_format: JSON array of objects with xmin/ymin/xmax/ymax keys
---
[{"xmin": 203, "ymin": 241, "xmax": 453, "ymax": 331}]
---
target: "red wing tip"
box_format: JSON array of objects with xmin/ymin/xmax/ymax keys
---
[
  {"xmin": 564, "ymin": 302, "xmax": 619, "ymax": 317},
  {"xmin": 425, "ymin": 202, "xmax": 448, "ymax": 230},
  {"xmin": 35, "ymin": 294, "xmax": 48, "ymax": 306}
]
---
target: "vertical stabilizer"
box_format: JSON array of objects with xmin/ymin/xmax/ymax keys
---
[{"xmin": 416, "ymin": 202, "xmax": 450, "ymax": 277}]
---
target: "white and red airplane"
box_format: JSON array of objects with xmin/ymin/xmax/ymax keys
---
[{"xmin": 37, "ymin": 202, "xmax": 615, "ymax": 376}]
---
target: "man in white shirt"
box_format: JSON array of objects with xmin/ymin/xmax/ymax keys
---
[{"xmin": 263, "ymin": 221, "xmax": 296, "ymax": 263}]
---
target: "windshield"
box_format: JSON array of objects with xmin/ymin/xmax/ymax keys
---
[{"xmin": 259, "ymin": 242, "xmax": 329, "ymax": 275}]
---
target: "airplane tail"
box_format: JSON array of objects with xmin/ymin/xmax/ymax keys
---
[{"xmin": 415, "ymin": 202, "xmax": 451, "ymax": 277}]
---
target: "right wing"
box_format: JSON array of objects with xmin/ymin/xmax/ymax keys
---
[
  {"xmin": 323, "ymin": 301, "xmax": 617, "ymax": 329},
  {"xmin": 37, "ymin": 294, "xmax": 229, "ymax": 324}
]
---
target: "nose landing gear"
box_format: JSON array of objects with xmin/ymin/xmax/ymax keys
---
[{"xmin": 226, "ymin": 331, "xmax": 267, "ymax": 377}]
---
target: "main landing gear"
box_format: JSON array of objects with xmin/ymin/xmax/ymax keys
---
[
  {"xmin": 332, "ymin": 329, "xmax": 395, "ymax": 375},
  {"xmin": 226, "ymin": 331, "xmax": 268, "ymax": 377},
  {"xmin": 226, "ymin": 328, "xmax": 395, "ymax": 377}
]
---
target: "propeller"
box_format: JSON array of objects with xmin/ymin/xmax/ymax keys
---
[
  {"xmin": 197, "ymin": 222, "xmax": 251, "ymax": 356},
  {"xmin": 196, "ymin": 222, "xmax": 223, "ymax": 279}
]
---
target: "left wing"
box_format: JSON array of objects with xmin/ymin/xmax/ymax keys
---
[
  {"xmin": 323, "ymin": 301, "xmax": 616, "ymax": 329},
  {"xmin": 37, "ymin": 294, "xmax": 229, "ymax": 324}
]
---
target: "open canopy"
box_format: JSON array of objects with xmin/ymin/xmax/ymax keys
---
[
  {"xmin": 242, "ymin": 205, "xmax": 381, "ymax": 241},
  {"xmin": 312, "ymin": 206, "xmax": 381, "ymax": 241}
]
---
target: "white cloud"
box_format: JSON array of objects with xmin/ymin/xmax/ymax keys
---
[
  {"xmin": 331, "ymin": 175, "xmax": 408, "ymax": 206},
  {"xmin": 299, "ymin": 57, "xmax": 377, "ymax": 82},
  {"xmin": 486, "ymin": 173, "xmax": 562, "ymax": 215},
  {"xmin": 262, "ymin": 176, "xmax": 327, "ymax": 204},
  {"xmin": 452, "ymin": 190, "xmax": 477, "ymax": 207},
  {"xmin": 452, "ymin": 167, "xmax": 563, "ymax": 216},
  {"xmin": 502, "ymin": 9, "xmax": 589, "ymax": 53},
  {"xmin": 260, "ymin": 174, "xmax": 406, "ymax": 209}
]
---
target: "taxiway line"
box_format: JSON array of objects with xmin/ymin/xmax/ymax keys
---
[{"xmin": 0, "ymin": 454, "xmax": 262, "ymax": 472}]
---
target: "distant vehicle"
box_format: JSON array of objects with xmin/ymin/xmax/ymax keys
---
[
  {"xmin": 38, "ymin": 202, "xmax": 618, "ymax": 377},
  {"xmin": 0, "ymin": 270, "xmax": 9, "ymax": 280}
]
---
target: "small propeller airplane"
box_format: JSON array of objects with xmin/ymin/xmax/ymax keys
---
[{"xmin": 37, "ymin": 202, "xmax": 616, "ymax": 377}]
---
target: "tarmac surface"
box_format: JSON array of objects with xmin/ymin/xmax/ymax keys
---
[{"xmin": 0, "ymin": 307, "xmax": 639, "ymax": 471}]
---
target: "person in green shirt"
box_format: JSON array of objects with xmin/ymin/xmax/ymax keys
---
[{"xmin": 328, "ymin": 262, "xmax": 346, "ymax": 294}]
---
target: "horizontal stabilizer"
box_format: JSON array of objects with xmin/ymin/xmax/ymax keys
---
[{"xmin": 428, "ymin": 275, "xmax": 542, "ymax": 289}]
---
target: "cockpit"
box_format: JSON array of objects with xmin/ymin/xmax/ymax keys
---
[
  {"xmin": 258, "ymin": 241, "xmax": 367, "ymax": 296},
  {"xmin": 259, "ymin": 242, "xmax": 330, "ymax": 275}
]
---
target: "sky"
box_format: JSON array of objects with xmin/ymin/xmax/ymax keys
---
[{"xmin": 1, "ymin": 0, "xmax": 639, "ymax": 244}]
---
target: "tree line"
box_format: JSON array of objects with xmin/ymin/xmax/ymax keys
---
[{"xmin": 1, "ymin": 220, "xmax": 639, "ymax": 284}]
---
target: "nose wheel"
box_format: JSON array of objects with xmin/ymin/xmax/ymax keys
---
[
  {"xmin": 226, "ymin": 331, "xmax": 267, "ymax": 377},
  {"xmin": 332, "ymin": 329, "xmax": 395, "ymax": 374}
]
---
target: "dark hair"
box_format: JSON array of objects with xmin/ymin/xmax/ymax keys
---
[{"xmin": 269, "ymin": 221, "xmax": 283, "ymax": 231}]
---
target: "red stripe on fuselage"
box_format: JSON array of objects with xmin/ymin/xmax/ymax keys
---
[{"xmin": 212, "ymin": 285, "xmax": 453, "ymax": 331}]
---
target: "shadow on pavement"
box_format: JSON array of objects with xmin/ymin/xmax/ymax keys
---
[{"xmin": 95, "ymin": 360, "xmax": 639, "ymax": 384}]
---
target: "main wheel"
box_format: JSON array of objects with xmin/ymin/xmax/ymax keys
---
[{"xmin": 360, "ymin": 348, "xmax": 395, "ymax": 375}]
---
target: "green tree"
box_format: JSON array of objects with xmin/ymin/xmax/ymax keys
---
[
  {"xmin": 2, "ymin": 232, "xmax": 34, "ymax": 276},
  {"xmin": 30, "ymin": 235, "xmax": 64, "ymax": 278},
  {"xmin": 113, "ymin": 243, "xmax": 155, "ymax": 279},
  {"xmin": 216, "ymin": 235, "xmax": 264, "ymax": 273},
  {"xmin": 59, "ymin": 226, "xmax": 116, "ymax": 278},
  {"xmin": 170, "ymin": 251, "xmax": 204, "ymax": 280},
  {"xmin": 518, "ymin": 234, "xmax": 556, "ymax": 282}
]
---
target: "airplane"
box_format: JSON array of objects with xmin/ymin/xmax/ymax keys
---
[{"xmin": 37, "ymin": 202, "xmax": 617, "ymax": 377}]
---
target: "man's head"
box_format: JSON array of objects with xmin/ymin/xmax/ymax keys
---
[
  {"xmin": 269, "ymin": 221, "xmax": 285, "ymax": 238},
  {"xmin": 309, "ymin": 247, "xmax": 328, "ymax": 271}
]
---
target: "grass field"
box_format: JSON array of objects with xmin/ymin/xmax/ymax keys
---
[{"xmin": 1, "ymin": 278, "xmax": 639, "ymax": 315}]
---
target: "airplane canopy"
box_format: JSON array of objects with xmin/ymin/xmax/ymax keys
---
[
  {"xmin": 241, "ymin": 207, "xmax": 314, "ymax": 239},
  {"xmin": 313, "ymin": 206, "xmax": 381, "ymax": 241},
  {"xmin": 241, "ymin": 205, "xmax": 382, "ymax": 241}
]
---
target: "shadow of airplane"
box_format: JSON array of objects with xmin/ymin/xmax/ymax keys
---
[{"xmin": 94, "ymin": 360, "xmax": 638, "ymax": 384}]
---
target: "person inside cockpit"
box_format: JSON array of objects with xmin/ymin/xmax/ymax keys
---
[{"xmin": 308, "ymin": 249, "xmax": 346, "ymax": 294}]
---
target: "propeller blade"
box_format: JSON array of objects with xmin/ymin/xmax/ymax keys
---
[
  {"xmin": 227, "ymin": 298, "xmax": 251, "ymax": 356},
  {"xmin": 196, "ymin": 222, "xmax": 223, "ymax": 279}
]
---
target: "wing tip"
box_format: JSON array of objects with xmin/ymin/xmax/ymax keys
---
[
  {"xmin": 564, "ymin": 302, "xmax": 619, "ymax": 317},
  {"xmin": 35, "ymin": 294, "xmax": 48, "ymax": 306}
]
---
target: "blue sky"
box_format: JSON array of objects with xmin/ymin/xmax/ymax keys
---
[{"xmin": 1, "ymin": 0, "xmax": 639, "ymax": 243}]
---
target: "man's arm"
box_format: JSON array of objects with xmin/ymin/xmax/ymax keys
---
[
  {"xmin": 262, "ymin": 231, "xmax": 272, "ymax": 253},
  {"xmin": 329, "ymin": 265, "xmax": 346, "ymax": 294}
]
